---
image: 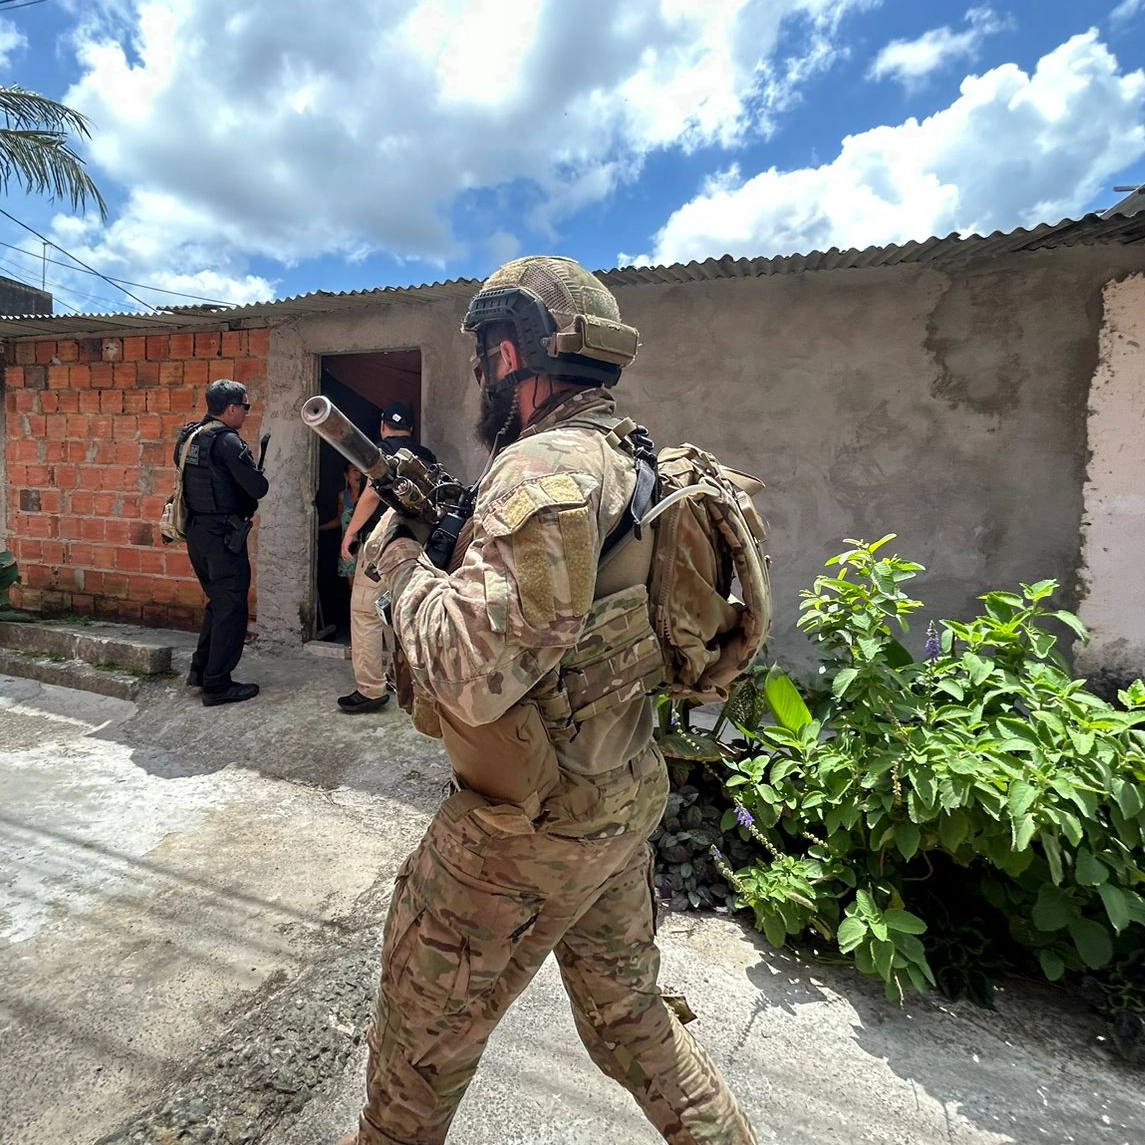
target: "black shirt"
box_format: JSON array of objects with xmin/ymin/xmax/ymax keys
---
[{"xmin": 175, "ymin": 418, "xmax": 269, "ymax": 517}]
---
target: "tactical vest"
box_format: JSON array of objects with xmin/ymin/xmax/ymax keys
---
[
  {"xmin": 415, "ymin": 406, "xmax": 666, "ymax": 837},
  {"xmin": 179, "ymin": 422, "xmax": 252, "ymax": 517}
]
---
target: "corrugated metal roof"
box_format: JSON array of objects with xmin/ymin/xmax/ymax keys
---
[{"xmin": 4, "ymin": 210, "xmax": 1144, "ymax": 340}]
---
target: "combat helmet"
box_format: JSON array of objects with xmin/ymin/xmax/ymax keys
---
[{"xmin": 461, "ymin": 255, "xmax": 639, "ymax": 388}]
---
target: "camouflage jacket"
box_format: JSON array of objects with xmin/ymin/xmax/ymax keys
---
[{"xmin": 376, "ymin": 387, "xmax": 666, "ymax": 836}]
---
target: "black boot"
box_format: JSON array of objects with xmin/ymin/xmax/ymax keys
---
[
  {"xmin": 202, "ymin": 682, "xmax": 260, "ymax": 707},
  {"xmin": 337, "ymin": 689, "xmax": 389, "ymax": 713}
]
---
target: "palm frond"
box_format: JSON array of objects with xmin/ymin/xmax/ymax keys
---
[{"xmin": 0, "ymin": 86, "xmax": 107, "ymax": 218}]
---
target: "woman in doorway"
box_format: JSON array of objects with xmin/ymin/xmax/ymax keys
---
[{"xmin": 335, "ymin": 463, "xmax": 368, "ymax": 579}]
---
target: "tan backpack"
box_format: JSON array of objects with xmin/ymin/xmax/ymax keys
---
[
  {"xmin": 600, "ymin": 424, "xmax": 772, "ymax": 703},
  {"xmin": 160, "ymin": 423, "xmax": 215, "ymax": 545}
]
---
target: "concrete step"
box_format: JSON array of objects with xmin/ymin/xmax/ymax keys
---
[{"xmin": 0, "ymin": 619, "xmax": 198, "ymax": 699}]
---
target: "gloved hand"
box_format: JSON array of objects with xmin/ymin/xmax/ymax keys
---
[
  {"xmin": 378, "ymin": 514, "xmax": 433, "ymax": 550},
  {"xmin": 374, "ymin": 514, "xmax": 433, "ymax": 593}
]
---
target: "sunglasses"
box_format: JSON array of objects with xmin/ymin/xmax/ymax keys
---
[{"xmin": 234, "ymin": 401, "xmax": 251, "ymax": 411}]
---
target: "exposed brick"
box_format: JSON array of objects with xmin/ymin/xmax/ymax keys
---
[
  {"xmin": 207, "ymin": 358, "xmax": 236, "ymax": 382},
  {"xmin": 69, "ymin": 492, "xmax": 94, "ymax": 515},
  {"xmin": 14, "ymin": 341, "xmax": 35, "ymax": 364},
  {"xmin": 141, "ymin": 441, "xmax": 169, "ymax": 467},
  {"xmin": 25, "ymin": 364, "xmax": 48, "ymax": 390},
  {"xmin": 82, "ymin": 571, "xmax": 103, "ymax": 594},
  {"xmin": 89, "ymin": 362, "xmax": 114, "ymax": 388},
  {"xmin": 57, "ymin": 465, "xmax": 81, "ymax": 489},
  {"xmin": 169, "ymin": 388, "xmax": 195, "ymax": 413},
  {"xmin": 137, "ymin": 413, "xmax": 164, "ymax": 441},
  {"xmin": 102, "ymin": 338, "xmax": 124, "ymax": 362},
  {"xmin": 92, "ymin": 492, "xmax": 118, "ymax": 516},
  {"xmin": 40, "ymin": 539, "xmax": 66, "ymax": 564},
  {"xmin": 183, "ymin": 360, "xmax": 209, "ymax": 385},
  {"xmin": 39, "ymin": 491, "xmax": 62, "ymax": 515},
  {"xmin": 102, "ymin": 574, "xmax": 130, "ymax": 599},
  {"xmin": 247, "ymin": 328, "xmax": 270, "ymax": 356},
  {"xmin": 122, "ymin": 336, "xmax": 146, "ymax": 361},
  {"xmin": 146, "ymin": 335, "xmax": 170, "ymax": 360},
  {"xmin": 67, "ymin": 415, "xmax": 90, "ymax": 438},
  {"xmin": 123, "ymin": 390, "xmax": 148, "ymax": 414},
  {"xmin": 71, "ymin": 594, "xmax": 95, "ymax": 613},
  {"xmin": 91, "ymin": 544, "xmax": 116, "ymax": 568},
  {"xmin": 8, "ymin": 463, "xmax": 27, "ymax": 485},
  {"xmin": 19, "ymin": 489, "xmax": 41, "ymax": 511},
  {"xmin": 233, "ymin": 358, "xmax": 263, "ymax": 384},
  {"xmin": 222, "ymin": 330, "xmax": 247, "ymax": 356},
  {"xmin": 44, "ymin": 441, "xmax": 66, "ymax": 464},
  {"xmin": 15, "ymin": 587, "xmax": 42, "ymax": 611},
  {"xmin": 78, "ymin": 466, "xmax": 102, "ymax": 490},
  {"xmin": 112, "ymin": 415, "xmax": 140, "ymax": 440},
  {"xmin": 40, "ymin": 392, "xmax": 59, "ymax": 413},
  {"xmin": 69, "ymin": 364, "xmax": 92, "ymax": 389},
  {"xmin": 6, "ymin": 365, "xmax": 24, "ymax": 387},
  {"xmin": 99, "ymin": 390, "xmax": 124, "ymax": 414},
  {"xmin": 55, "ymin": 340, "xmax": 79, "ymax": 364},
  {"xmin": 81, "ymin": 518, "xmax": 107, "ymax": 541},
  {"xmin": 137, "ymin": 360, "xmax": 160, "ymax": 387},
  {"xmin": 55, "ymin": 391, "xmax": 80, "ymax": 413},
  {"xmin": 113, "ymin": 362, "xmax": 137, "ymax": 389},
  {"xmin": 146, "ymin": 388, "xmax": 171, "ymax": 412},
  {"xmin": 45, "ymin": 414, "xmax": 68, "ymax": 440},
  {"xmin": 165, "ymin": 551, "xmax": 194, "ymax": 578},
  {"xmin": 115, "ymin": 441, "xmax": 141, "ymax": 466},
  {"xmin": 17, "ymin": 539, "xmax": 43, "ymax": 562},
  {"xmin": 159, "ymin": 360, "xmax": 184, "ymax": 386},
  {"xmin": 132, "ymin": 522, "xmax": 156, "ymax": 547},
  {"xmin": 24, "ymin": 414, "xmax": 46, "ymax": 437},
  {"xmin": 169, "ymin": 332, "xmax": 194, "ymax": 357},
  {"xmin": 160, "ymin": 414, "xmax": 186, "ymax": 438},
  {"xmin": 47, "ymin": 365, "xmax": 69, "ymax": 388},
  {"xmin": 194, "ymin": 331, "xmax": 221, "ymax": 358},
  {"xmin": 35, "ymin": 341, "xmax": 56, "ymax": 364},
  {"xmin": 89, "ymin": 415, "xmax": 112, "ymax": 439},
  {"xmin": 25, "ymin": 463, "xmax": 51, "ymax": 485},
  {"xmin": 118, "ymin": 496, "xmax": 142, "ymax": 519},
  {"xmin": 25, "ymin": 515, "xmax": 57, "ymax": 539},
  {"xmin": 58, "ymin": 515, "xmax": 83, "ymax": 540},
  {"xmin": 77, "ymin": 338, "xmax": 102, "ymax": 363},
  {"xmin": 15, "ymin": 390, "xmax": 38, "ymax": 413},
  {"xmin": 116, "ymin": 549, "xmax": 141, "ymax": 573},
  {"xmin": 13, "ymin": 439, "xmax": 42, "ymax": 462}
]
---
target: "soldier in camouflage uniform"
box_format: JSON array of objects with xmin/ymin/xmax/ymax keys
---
[{"xmin": 342, "ymin": 257, "xmax": 758, "ymax": 1145}]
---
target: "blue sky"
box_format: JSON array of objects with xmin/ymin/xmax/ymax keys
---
[{"xmin": 2, "ymin": 0, "xmax": 1145, "ymax": 315}]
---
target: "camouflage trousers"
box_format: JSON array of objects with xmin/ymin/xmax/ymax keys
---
[{"xmin": 357, "ymin": 782, "xmax": 758, "ymax": 1144}]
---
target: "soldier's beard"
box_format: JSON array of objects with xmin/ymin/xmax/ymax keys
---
[{"xmin": 475, "ymin": 383, "xmax": 521, "ymax": 451}]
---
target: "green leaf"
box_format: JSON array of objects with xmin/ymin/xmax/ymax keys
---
[
  {"xmin": 1023, "ymin": 579, "xmax": 1058, "ymax": 602},
  {"xmin": 837, "ymin": 916, "xmax": 867, "ymax": 953},
  {"xmin": 763, "ymin": 665, "xmax": 812, "ymax": 733},
  {"xmin": 939, "ymin": 810, "xmax": 969, "ymax": 851},
  {"xmin": 1011, "ymin": 814, "xmax": 1037, "ymax": 852},
  {"xmin": 762, "ymin": 914, "xmax": 787, "ymax": 949},
  {"xmin": 896, "ymin": 822, "xmax": 921, "ymax": 861},
  {"xmin": 1117, "ymin": 782, "xmax": 1143, "ymax": 819},
  {"xmin": 1039, "ymin": 831, "xmax": 1064, "ymax": 885},
  {"xmin": 1032, "ymin": 884, "xmax": 1074, "ymax": 932},
  {"xmin": 1038, "ymin": 949, "xmax": 1066, "ymax": 981},
  {"xmin": 1068, "ymin": 919, "xmax": 1113, "ymax": 969},
  {"xmin": 832, "ymin": 667, "xmax": 859, "ymax": 699},
  {"xmin": 884, "ymin": 909, "xmax": 927, "ymax": 935},
  {"xmin": 1007, "ymin": 780, "xmax": 1037, "ymax": 818},
  {"xmin": 872, "ymin": 938, "xmax": 895, "ymax": 980},
  {"xmin": 855, "ymin": 888, "xmax": 877, "ymax": 917},
  {"xmin": 1050, "ymin": 610, "xmax": 1089, "ymax": 642},
  {"xmin": 1098, "ymin": 884, "xmax": 1131, "ymax": 933},
  {"xmin": 1075, "ymin": 848, "xmax": 1110, "ymax": 887},
  {"xmin": 657, "ymin": 731, "xmax": 725, "ymax": 762}
]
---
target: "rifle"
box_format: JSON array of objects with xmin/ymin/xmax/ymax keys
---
[
  {"xmin": 256, "ymin": 432, "xmax": 270, "ymax": 471},
  {"xmin": 300, "ymin": 396, "xmax": 474, "ymax": 571}
]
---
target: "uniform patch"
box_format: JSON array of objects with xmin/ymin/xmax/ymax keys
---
[
  {"xmin": 513, "ymin": 525, "xmax": 555, "ymax": 627},
  {"xmin": 558, "ymin": 506, "xmax": 595, "ymax": 615},
  {"xmin": 484, "ymin": 473, "xmax": 586, "ymax": 537}
]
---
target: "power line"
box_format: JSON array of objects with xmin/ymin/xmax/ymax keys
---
[
  {"xmin": 0, "ymin": 256, "xmax": 83, "ymax": 314},
  {"xmin": 0, "ymin": 237, "xmax": 235, "ymax": 305},
  {"xmin": 0, "ymin": 206, "xmax": 162, "ymax": 313}
]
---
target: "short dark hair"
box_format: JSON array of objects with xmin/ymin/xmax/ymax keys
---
[{"xmin": 205, "ymin": 378, "xmax": 248, "ymax": 415}]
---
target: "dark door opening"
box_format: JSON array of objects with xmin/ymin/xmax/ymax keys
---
[{"xmin": 312, "ymin": 348, "xmax": 423, "ymax": 642}]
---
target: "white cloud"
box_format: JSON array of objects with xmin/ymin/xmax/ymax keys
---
[
  {"xmin": 37, "ymin": 0, "xmax": 872, "ymax": 308},
  {"xmin": 630, "ymin": 31, "xmax": 1145, "ymax": 267},
  {"xmin": 0, "ymin": 17, "xmax": 26, "ymax": 73},
  {"xmin": 1111, "ymin": 0, "xmax": 1145, "ymax": 24},
  {"xmin": 870, "ymin": 7, "xmax": 1010, "ymax": 87}
]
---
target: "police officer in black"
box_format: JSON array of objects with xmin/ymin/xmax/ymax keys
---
[{"xmin": 175, "ymin": 379, "xmax": 269, "ymax": 707}]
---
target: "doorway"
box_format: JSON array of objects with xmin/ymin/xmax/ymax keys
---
[{"xmin": 312, "ymin": 348, "xmax": 423, "ymax": 642}]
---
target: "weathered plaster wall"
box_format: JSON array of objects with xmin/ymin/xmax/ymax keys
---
[
  {"xmin": 1076, "ymin": 274, "xmax": 1145, "ymax": 688},
  {"xmin": 252, "ymin": 248, "xmax": 1141, "ymax": 673},
  {"xmin": 256, "ymin": 298, "xmax": 476, "ymax": 645}
]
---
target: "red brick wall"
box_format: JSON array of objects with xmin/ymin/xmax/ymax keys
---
[{"xmin": 3, "ymin": 327, "xmax": 269, "ymax": 630}]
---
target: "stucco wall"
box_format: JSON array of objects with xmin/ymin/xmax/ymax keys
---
[
  {"xmin": 234, "ymin": 245, "xmax": 1145, "ymax": 680},
  {"xmin": 1076, "ymin": 274, "xmax": 1145, "ymax": 689}
]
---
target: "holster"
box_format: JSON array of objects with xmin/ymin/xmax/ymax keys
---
[{"xmin": 224, "ymin": 515, "xmax": 252, "ymax": 554}]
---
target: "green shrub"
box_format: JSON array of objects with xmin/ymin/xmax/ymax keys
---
[{"xmin": 658, "ymin": 537, "xmax": 1145, "ymax": 1025}]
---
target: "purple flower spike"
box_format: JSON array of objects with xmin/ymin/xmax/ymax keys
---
[
  {"xmin": 736, "ymin": 806, "xmax": 754, "ymax": 829},
  {"xmin": 924, "ymin": 620, "xmax": 941, "ymax": 661}
]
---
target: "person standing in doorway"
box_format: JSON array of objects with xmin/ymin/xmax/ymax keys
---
[
  {"xmin": 175, "ymin": 379, "xmax": 269, "ymax": 707},
  {"xmin": 336, "ymin": 401, "xmax": 437, "ymax": 714}
]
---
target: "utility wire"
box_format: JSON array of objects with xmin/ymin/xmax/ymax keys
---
[
  {"xmin": 0, "ymin": 256, "xmax": 84, "ymax": 314},
  {"xmin": 0, "ymin": 238, "xmax": 234, "ymax": 305},
  {"xmin": 0, "ymin": 206, "xmax": 162, "ymax": 313}
]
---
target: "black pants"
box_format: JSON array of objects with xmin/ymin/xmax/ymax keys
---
[{"xmin": 186, "ymin": 516, "xmax": 251, "ymax": 691}]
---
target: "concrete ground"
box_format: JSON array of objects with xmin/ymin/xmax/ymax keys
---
[{"xmin": 1, "ymin": 639, "xmax": 1143, "ymax": 1145}]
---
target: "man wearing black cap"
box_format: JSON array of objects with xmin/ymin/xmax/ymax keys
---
[{"xmin": 337, "ymin": 402, "xmax": 436, "ymax": 713}]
